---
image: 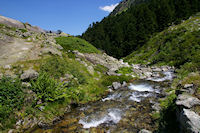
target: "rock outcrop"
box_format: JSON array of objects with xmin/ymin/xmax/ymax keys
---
[
  {"xmin": 178, "ymin": 109, "xmax": 200, "ymax": 133},
  {"xmin": 176, "ymin": 94, "xmax": 200, "ymax": 108},
  {"xmin": 176, "ymin": 85, "xmax": 200, "ymax": 132},
  {"xmin": 73, "ymin": 50, "xmax": 130, "ymax": 75},
  {"xmin": 0, "ymin": 15, "xmax": 25, "ymax": 29}
]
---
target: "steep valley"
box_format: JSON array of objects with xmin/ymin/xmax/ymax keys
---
[{"xmin": 0, "ymin": 1, "xmax": 200, "ymax": 133}]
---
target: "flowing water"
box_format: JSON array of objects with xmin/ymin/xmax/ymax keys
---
[{"xmin": 33, "ymin": 71, "xmax": 174, "ymax": 133}]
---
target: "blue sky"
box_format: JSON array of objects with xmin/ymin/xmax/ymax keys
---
[{"xmin": 0, "ymin": 0, "xmax": 121, "ymax": 35}]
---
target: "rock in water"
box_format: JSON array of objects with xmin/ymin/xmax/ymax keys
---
[{"xmin": 112, "ymin": 82, "xmax": 121, "ymax": 90}]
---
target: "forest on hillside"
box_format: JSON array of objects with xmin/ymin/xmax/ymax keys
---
[{"xmin": 82, "ymin": 0, "xmax": 200, "ymax": 58}]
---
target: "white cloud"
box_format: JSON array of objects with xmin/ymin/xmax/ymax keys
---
[{"xmin": 99, "ymin": 3, "xmax": 119, "ymax": 13}]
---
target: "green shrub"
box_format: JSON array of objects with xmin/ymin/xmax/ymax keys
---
[
  {"xmin": 31, "ymin": 72, "xmax": 67, "ymax": 103},
  {"xmin": 55, "ymin": 36, "xmax": 100, "ymax": 53},
  {"xmin": 160, "ymin": 92, "xmax": 176, "ymax": 110},
  {"xmin": 0, "ymin": 76, "xmax": 24, "ymax": 128},
  {"xmin": 41, "ymin": 56, "xmax": 86, "ymax": 84},
  {"xmin": 41, "ymin": 56, "xmax": 68, "ymax": 78},
  {"xmin": 116, "ymin": 67, "xmax": 133, "ymax": 75},
  {"xmin": 66, "ymin": 87, "xmax": 85, "ymax": 103}
]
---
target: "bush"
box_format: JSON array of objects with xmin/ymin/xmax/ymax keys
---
[
  {"xmin": 41, "ymin": 56, "xmax": 68, "ymax": 78},
  {"xmin": 116, "ymin": 67, "xmax": 133, "ymax": 75},
  {"xmin": 66, "ymin": 87, "xmax": 85, "ymax": 103},
  {"xmin": 31, "ymin": 72, "xmax": 67, "ymax": 103},
  {"xmin": 0, "ymin": 76, "xmax": 24, "ymax": 128},
  {"xmin": 160, "ymin": 92, "xmax": 176, "ymax": 110},
  {"xmin": 41, "ymin": 56, "xmax": 87, "ymax": 84}
]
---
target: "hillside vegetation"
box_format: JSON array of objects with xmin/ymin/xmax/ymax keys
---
[
  {"xmin": 110, "ymin": 0, "xmax": 147, "ymax": 16},
  {"xmin": 125, "ymin": 13, "xmax": 200, "ymax": 71},
  {"xmin": 0, "ymin": 21, "xmax": 132, "ymax": 132},
  {"xmin": 55, "ymin": 36, "xmax": 100, "ymax": 53},
  {"xmin": 82, "ymin": 0, "xmax": 200, "ymax": 58}
]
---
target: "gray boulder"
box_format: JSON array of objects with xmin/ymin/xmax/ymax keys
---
[
  {"xmin": 143, "ymin": 71, "xmax": 152, "ymax": 78},
  {"xmin": 184, "ymin": 84, "xmax": 194, "ymax": 88},
  {"xmin": 20, "ymin": 69, "xmax": 39, "ymax": 81},
  {"xmin": 181, "ymin": 84, "xmax": 196, "ymax": 95},
  {"xmin": 179, "ymin": 109, "xmax": 200, "ymax": 133},
  {"xmin": 152, "ymin": 67, "xmax": 162, "ymax": 72},
  {"xmin": 176, "ymin": 94, "xmax": 200, "ymax": 108},
  {"xmin": 41, "ymin": 47, "xmax": 62, "ymax": 56},
  {"xmin": 138, "ymin": 129, "xmax": 152, "ymax": 133},
  {"xmin": 112, "ymin": 82, "xmax": 121, "ymax": 90},
  {"xmin": 87, "ymin": 66, "xmax": 94, "ymax": 75},
  {"xmin": 122, "ymin": 81, "xmax": 127, "ymax": 87}
]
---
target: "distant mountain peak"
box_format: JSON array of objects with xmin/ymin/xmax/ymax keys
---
[{"xmin": 110, "ymin": 0, "xmax": 148, "ymax": 16}]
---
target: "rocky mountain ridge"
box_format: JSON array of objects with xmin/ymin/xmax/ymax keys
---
[{"xmin": 110, "ymin": 0, "xmax": 147, "ymax": 16}]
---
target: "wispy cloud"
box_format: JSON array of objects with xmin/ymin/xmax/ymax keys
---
[{"xmin": 99, "ymin": 3, "xmax": 119, "ymax": 13}]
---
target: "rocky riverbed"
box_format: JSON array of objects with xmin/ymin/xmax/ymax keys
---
[{"xmin": 32, "ymin": 68, "xmax": 175, "ymax": 133}]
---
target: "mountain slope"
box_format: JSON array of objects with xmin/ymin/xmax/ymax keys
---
[
  {"xmin": 110, "ymin": 0, "xmax": 148, "ymax": 16},
  {"xmin": 0, "ymin": 15, "xmax": 131, "ymax": 132},
  {"xmin": 82, "ymin": 0, "xmax": 200, "ymax": 58},
  {"xmin": 125, "ymin": 13, "xmax": 200, "ymax": 69}
]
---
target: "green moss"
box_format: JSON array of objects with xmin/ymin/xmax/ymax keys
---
[
  {"xmin": 116, "ymin": 67, "xmax": 133, "ymax": 75},
  {"xmin": 55, "ymin": 36, "xmax": 100, "ymax": 53}
]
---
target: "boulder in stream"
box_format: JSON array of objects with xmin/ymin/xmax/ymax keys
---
[{"xmin": 112, "ymin": 82, "xmax": 121, "ymax": 90}]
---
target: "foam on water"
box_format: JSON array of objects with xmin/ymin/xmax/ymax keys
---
[
  {"xmin": 79, "ymin": 108, "xmax": 122, "ymax": 128},
  {"xmin": 128, "ymin": 84, "xmax": 154, "ymax": 92},
  {"xmin": 102, "ymin": 93, "xmax": 122, "ymax": 102},
  {"xmin": 129, "ymin": 92, "xmax": 152, "ymax": 102},
  {"xmin": 148, "ymin": 71, "xmax": 173, "ymax": 82}
]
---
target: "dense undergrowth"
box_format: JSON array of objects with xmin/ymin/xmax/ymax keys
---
[{"xmin": 0, "ymin": 77, "xmax": 24, "ymax": 130}]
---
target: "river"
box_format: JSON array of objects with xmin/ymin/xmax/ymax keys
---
[{"xmin": 33, "ymin": 70, "xmax": 174, "ymax": 133}]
